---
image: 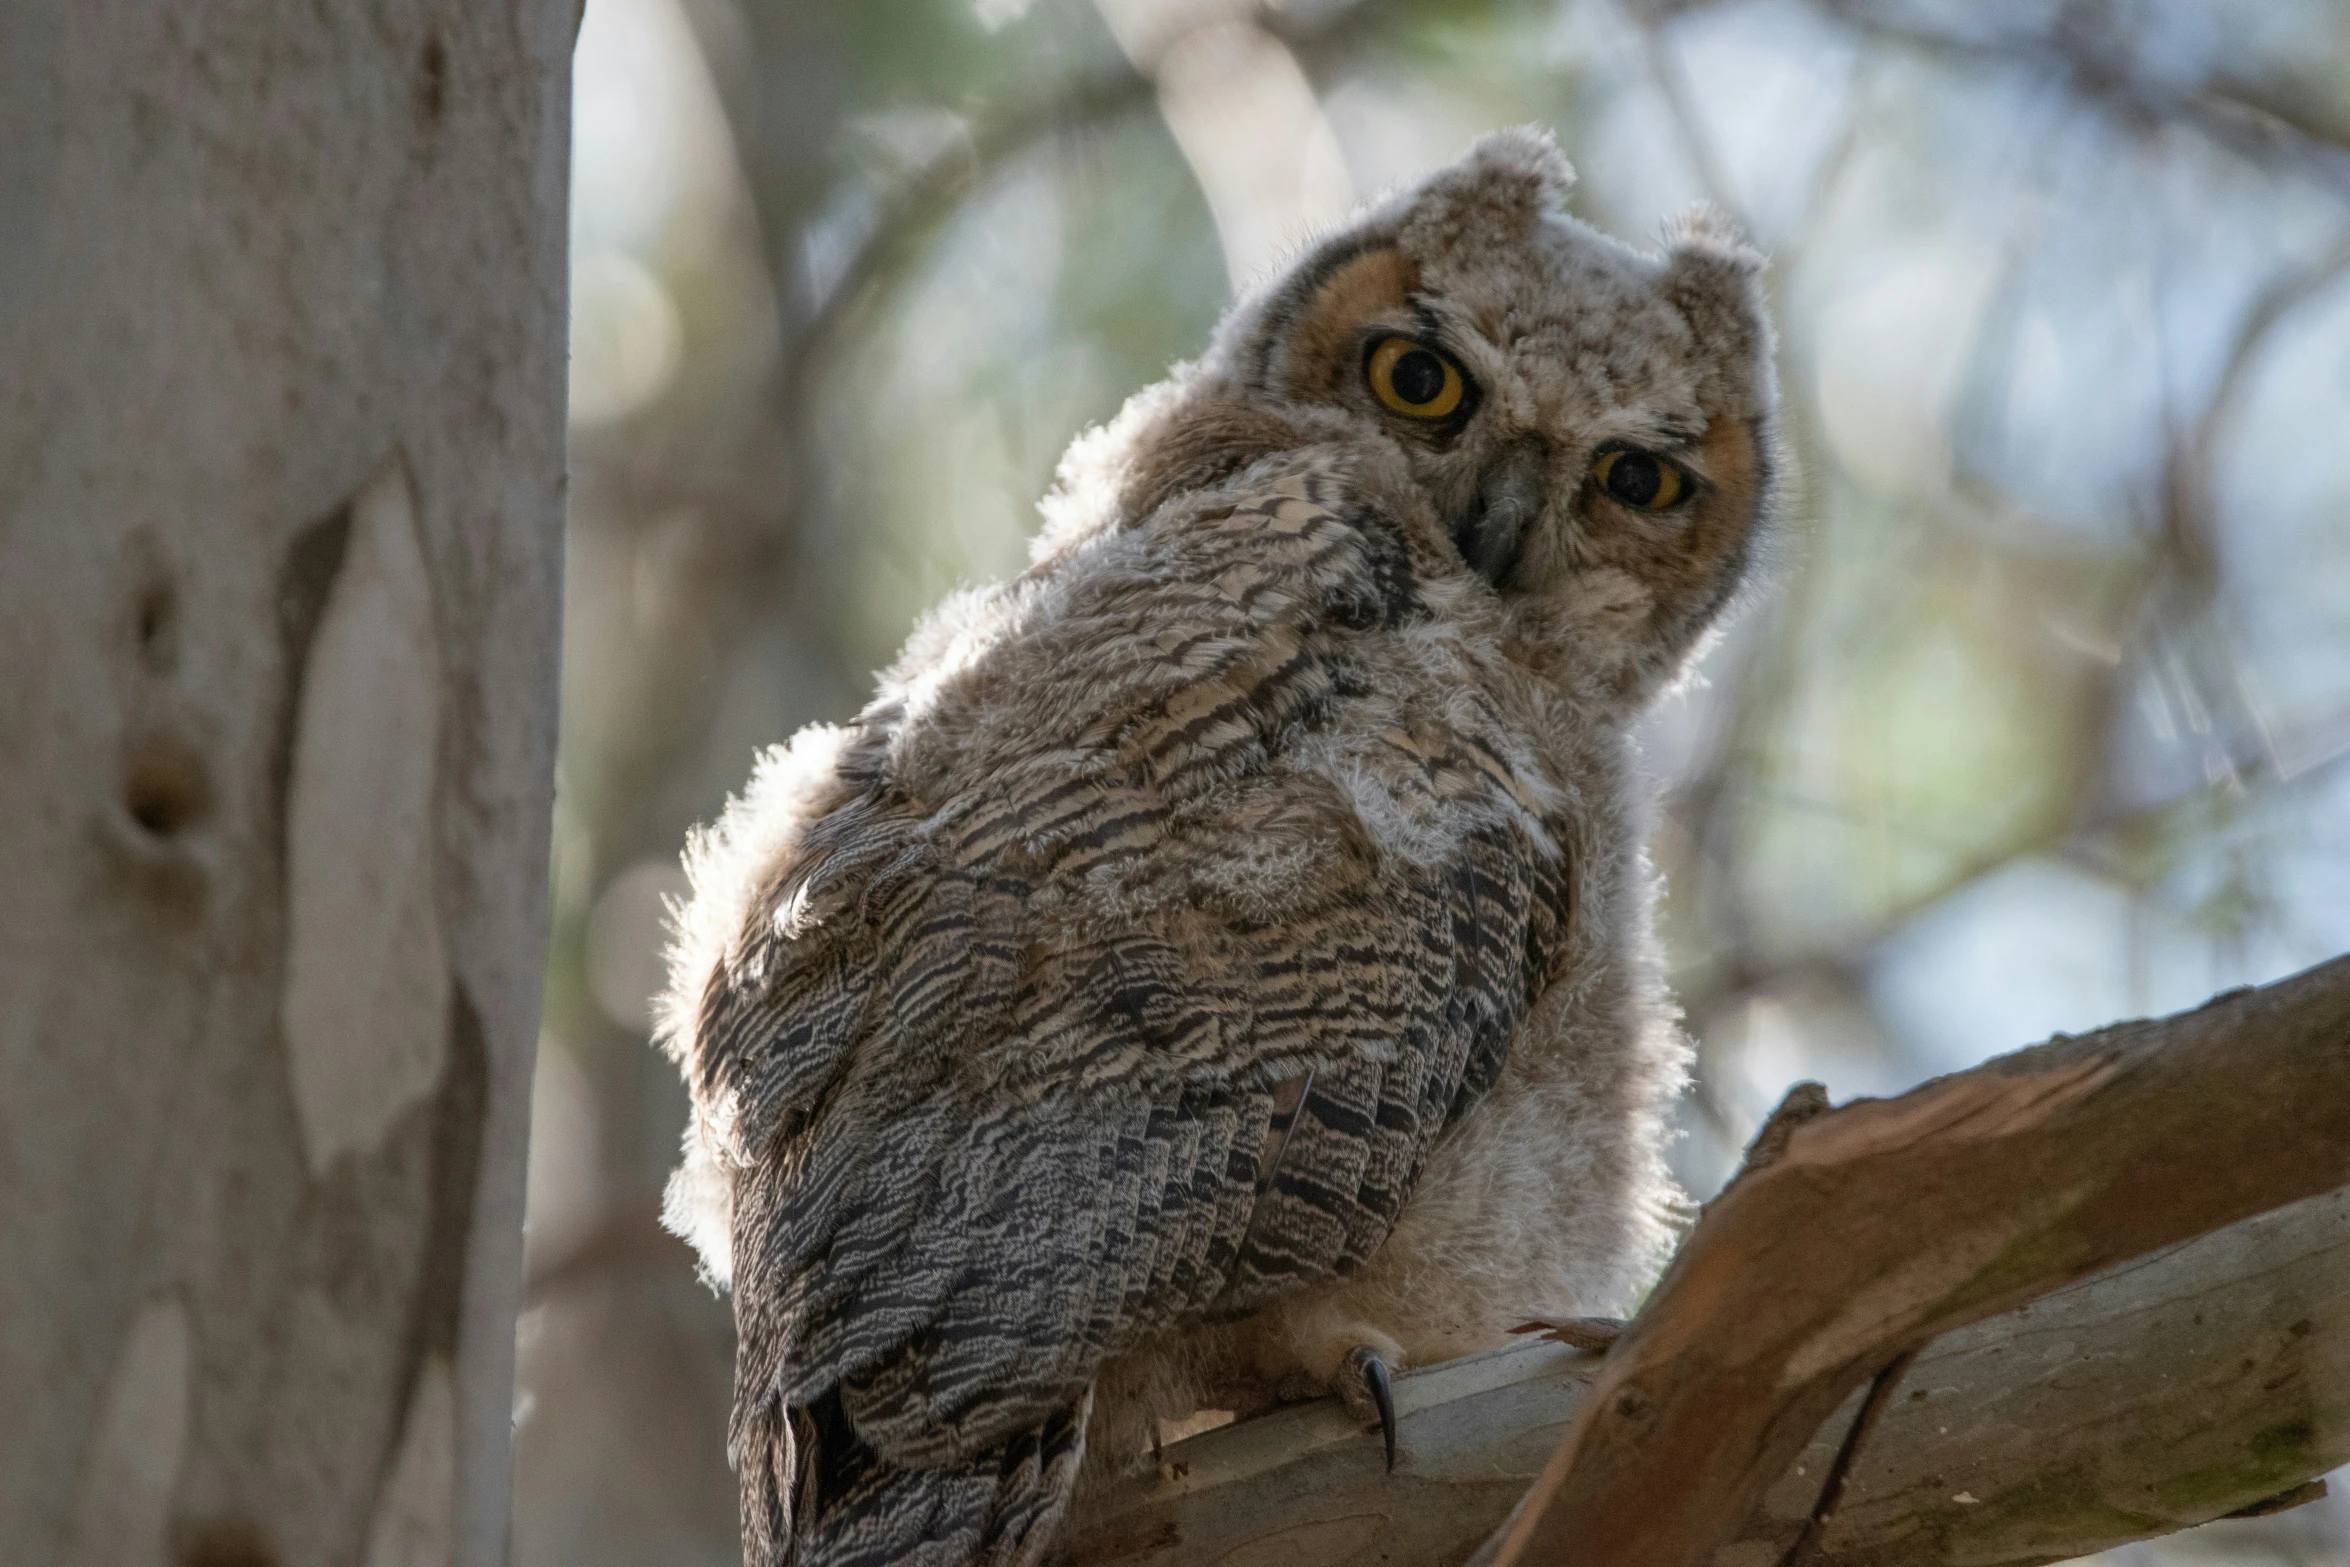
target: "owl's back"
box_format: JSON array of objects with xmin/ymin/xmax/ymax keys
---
[{"xmin": 666, "ymin": 449, "xmax": 1578, "ymax": 1562}]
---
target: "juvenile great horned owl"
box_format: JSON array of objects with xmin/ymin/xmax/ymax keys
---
[{"xmin": 659, "ymin": 129, "xmax": 1778, "ymax": 1565}]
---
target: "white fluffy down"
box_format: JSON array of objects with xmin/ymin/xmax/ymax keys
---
[{"xmin": 657, "ymin": 723, "xmax": 862, "ymax": 1288}]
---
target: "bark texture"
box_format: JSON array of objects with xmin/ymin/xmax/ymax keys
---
[
  {"xmin": 1065, "ymin": 960, "xmax": 2350, "ymax": 1567},
  {"xmin": 0, "ymin": 5, "xmax": 572, "ymax": 1565}
]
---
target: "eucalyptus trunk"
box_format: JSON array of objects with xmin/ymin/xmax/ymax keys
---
[{"xmin": 0, "ymin": 4, "xmax": 572, "ymax": 1562}]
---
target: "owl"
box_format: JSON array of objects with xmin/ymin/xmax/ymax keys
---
[{"xmin": 657, "ymin": 129, "xmax": 1779, "ymax": 1565}]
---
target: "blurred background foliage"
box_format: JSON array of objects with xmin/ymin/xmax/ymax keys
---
[{"xmin": 518, "ymin": 0, "xmax": 2350, "ymax": 1559}]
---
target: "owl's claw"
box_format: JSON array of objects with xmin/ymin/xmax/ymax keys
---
[{"xmin": 1344, "ymin": 1345, "xmax": 1398, "ymax": 1471}]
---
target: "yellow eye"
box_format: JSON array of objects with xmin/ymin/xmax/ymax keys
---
[
  {"xmin": 1592, "ymin": 448, "xmax": 1687, "ymax": 511},
  {"xmin": 1366, "ymin": 337, "xmax": 1466, "ymax": 420}
]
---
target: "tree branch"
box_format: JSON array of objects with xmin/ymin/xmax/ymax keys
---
[
  {"xmin": 1064, "ymin": 958, "xmax": 2350, "ymax": 1566},
  {"xmin": 1495, "ymin": 954, "xmax": 2350, "ymax": 1566},
  {"xmin": 1067, "ymin": 1187, "xmax": 2350, "ymax": 1565}
]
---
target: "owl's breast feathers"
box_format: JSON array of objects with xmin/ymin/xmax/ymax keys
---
[{"xmin": 680, "ymin": 453, "xmax": 1573, "ymax": 1556}]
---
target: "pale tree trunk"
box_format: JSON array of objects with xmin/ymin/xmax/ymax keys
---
[{"xmin": 0, "ymin": 5, "xmax": 571, "ymax": 1565}]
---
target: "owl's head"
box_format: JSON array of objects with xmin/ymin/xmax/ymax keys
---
[{"xmin": 1062, "ymin": 128, "xmax": 1779, "ymax": 702}]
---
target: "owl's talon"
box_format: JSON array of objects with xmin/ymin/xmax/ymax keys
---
[{"xmin": 1344, "ymin": 1345, "xmax": 1398, "ymax": 1471}]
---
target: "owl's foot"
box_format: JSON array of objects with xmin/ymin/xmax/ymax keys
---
[{"xmin": 1340, "ymin": 1345, "xmax": 1398, "ymax": 1471}]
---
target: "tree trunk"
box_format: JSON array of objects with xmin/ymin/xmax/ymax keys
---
[{"xmin": 0, "ymin": 5, "xmax": 571, "ymax": 1565}]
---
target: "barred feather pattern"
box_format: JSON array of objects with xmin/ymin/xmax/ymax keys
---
[{"xmin": 678, "ymin": 455, "xmax": 1577, "ymax": 1564}]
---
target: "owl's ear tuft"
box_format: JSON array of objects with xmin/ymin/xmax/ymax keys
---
[
  {"xmin": 1661, "ymin": 204, "xmax": 1775, "ymax": 417},
  {"xmin": 1661, "ymin": 204, "xmax": 1766, "ymax": 303},
  {"xmin": 1662, "ymin": 202, "xmax": 1760, "ymax": 265},
  {"xmin": 1400, "ymin": 126, "xmax": 1576, "ymax": 255}
]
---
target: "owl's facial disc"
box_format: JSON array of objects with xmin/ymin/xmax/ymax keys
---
[{"xmin": 1233, "ymin": 168, "xmax": 1770, "ymax": 621}]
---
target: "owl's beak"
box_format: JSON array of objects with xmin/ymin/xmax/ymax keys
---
[{"xmin": 1454, "ymin": 439, "xmax": 1548, "ymax": 588}]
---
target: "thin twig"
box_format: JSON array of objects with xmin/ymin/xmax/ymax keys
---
[
  {"xmin": 776, "ymin": 0, "xmax": 1423, "ymax": 426},
  {"xmin": 1800, "ymin": 0, "xmax": 2350, "ymax": 199}
]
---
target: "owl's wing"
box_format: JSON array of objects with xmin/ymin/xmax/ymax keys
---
[{"xmin": 674, "ymin": 464, "xmax": 1569, "ymax": 1560}]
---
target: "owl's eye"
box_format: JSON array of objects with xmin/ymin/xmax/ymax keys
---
[
  {"xmin": 1592, "ymin": 448, "xmax": 1688, "ymax": 511},
  {"xmin": 1366, "ymin": 337, "xmax": 1466, "ymax": 420}
]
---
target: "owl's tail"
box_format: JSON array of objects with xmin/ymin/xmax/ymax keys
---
[{"xmin": 738, "ymin": 1386, "xmax": 1090, "ymax": 1567}]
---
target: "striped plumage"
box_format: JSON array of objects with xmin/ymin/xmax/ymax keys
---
[{"xmin": 660, "ymin": 130, "xmax": 1779, "ymax": 1565}]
